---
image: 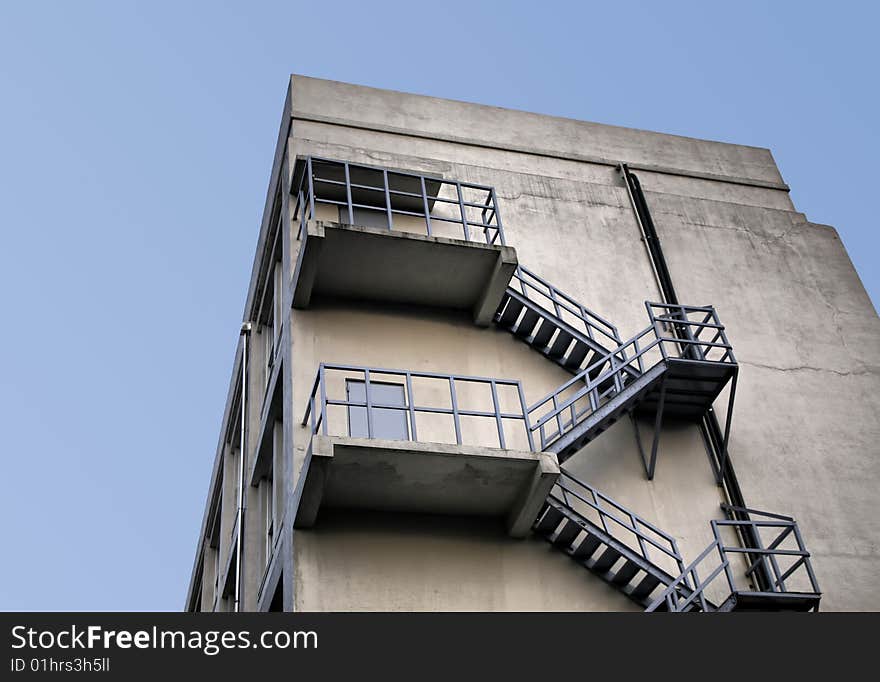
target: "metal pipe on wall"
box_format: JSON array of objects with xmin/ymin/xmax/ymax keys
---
[
  {"xmin": 235, "ymin": 322, "xmax": 252, "ymax": 612},
  {"xmin": 617, "ymin": 165, "xmax": 772, "ymax": 592}
]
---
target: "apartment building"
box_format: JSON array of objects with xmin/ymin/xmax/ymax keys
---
[{"xmin": 185, "ymin": 76, "xmax": 880, "ymax": 612}]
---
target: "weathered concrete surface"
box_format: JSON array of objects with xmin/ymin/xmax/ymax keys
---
[
  {"xmin": 294, "ymin": 511, "xmax": 637, "ymax": 611},
  {"xmin": 187, "ymin": 75, "xmax": 880, "ymax": 612},
  {"xmin": 284, "ymin": 77, "xmax": 879, "ymax": 611},
  {"xmin": 291, "ymin": 219, "xmax": 516, "ymax": 323},
  {"xmin": 292, "ymin": 434, "xmax": 559, "ymax": 537}
]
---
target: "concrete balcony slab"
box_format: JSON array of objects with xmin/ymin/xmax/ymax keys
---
[
  {"xmin": 293, "ymin": 435, "xmax": 559, "ymax": 538},
  {"xmin": 291, "ymin": 220, "xmax": 518, "ymax": 325}
]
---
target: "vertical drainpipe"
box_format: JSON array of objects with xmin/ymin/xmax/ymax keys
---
[
  {"xmin": 235, "ymin": 322, "xmax": 252, "ymax": 612},
  {"xmin": 617, "ymin": 164, "xmax": 772, "ymax": 592}
]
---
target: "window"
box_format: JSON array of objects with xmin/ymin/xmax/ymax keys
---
[
  {"xmin": 264, "ymin": 262, "xmax": 283, "ymax": 389},
  {"xmin": 346, "ymin": 380, "xmax": 409, "ymax": 441},
  {"xmin": 264, "ymin": 477, "xmax": 274, "ymax": 566},
  {"xmin": 338, "ymin": 205, "xmax": 389, "ymax": 229},
  {"xmin": 213, "ymin": 547, "xmax": 221, "ymax": 606},
  {"xmin": 272, "ymin": 262, "xmax": 283, "ymax": 342}
]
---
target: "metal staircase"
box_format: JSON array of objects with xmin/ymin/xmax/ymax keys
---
[
  {"xmin": 526, "ymin": 299, "xmax": 737, "ymax": 472},
  {"xmin": 500, "ymin": 266, "xmax": 818, "ymax": 612},
  {"xmin": 496, "ymin": 266, "xmax": 637, "ymax": 381},
  {"xmin": 533, "ymin": 471, "xmax": 695, "ymax": 608}
]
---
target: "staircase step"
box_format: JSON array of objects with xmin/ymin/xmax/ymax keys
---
[
  {"xmin": 548, "ymin": 331, "xmax": 573, "ymax": 359},
  {"xmin": 533, "ymin": 504, "xmax": 564, "ymax": 536},
  {"xmin": 553, "ymin": 519, "xmax": 582, "ymax": 548},
  {"xmin": 591, "ymin": 547, "xmax": 621, "ymax": 574},
  {"xmin": 611, "ymin": 560, "xmax": 640, "ymax": 587},
  {"xmin": 587, "ymin": 358, "xmax": 608, "ymax": 380},
  {"xmin": 497, "ymin": 298, "xmax": 524, "ymax": 329},
  {"xmin": 514, "ymin": 309, "xmax": 540, "ymax": 338},
  {"xmin": 630, "ymin": 574, "xmax": 661, "ymax": 601},
  {"xmin": 572, "ymin": 533, "xmax": 603, "ymax": 560},
  {"xmin": 564, "ymin": 341, "xmax": 590, "ymax": 370},
  {"xmin": 531, "ymin": 320, "xmax": 556, "ymax": 349}
]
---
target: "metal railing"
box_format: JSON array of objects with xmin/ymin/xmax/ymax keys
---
[
  {"xmin": 293, "ymin": 156, "xmax": 505, "ymax": 245},
  {"xmin": 301, "ymin": 363, "xmax": 533, "ymax": 451},
  {"xmin": 552, "ymin": 470, "xmax": 687, "ymax": 577},
  {"xmin": 508, "ymin": 265, "xmax": 622, "ymax": 348},
  {"xmin": 528, "ymin": 302, "xmax": 736, "ymax": 450},
  {"xmin": 645, "ymin": 506, "xmax": 820, "ymax": 612}
]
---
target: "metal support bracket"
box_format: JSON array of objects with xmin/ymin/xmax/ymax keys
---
[
  {"xmin": 717, "ymin": 367, "xmax": 738, "ymax": 484},
  {"xmin": 631, "ymin": 374, "xmax": 667, "ymax": 480}
]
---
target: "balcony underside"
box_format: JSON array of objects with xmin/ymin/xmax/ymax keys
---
[
  {"xmin": 546, "ymin": 358, "xmax": 736, "ymax": 463},
  {"xmin": 634, "ymin": 357, "xmax": 737, "ymax": 420},
  {"xmin": 719, "ymin": 590, "xmax": 821, "ymax": 612},
  {"xmin": 292, "ymin": 220, "xmax": 518, "ymax": 325},
  {"xmin": 293, "ymin": 435, "xmax": 559, "ymax": 538}
]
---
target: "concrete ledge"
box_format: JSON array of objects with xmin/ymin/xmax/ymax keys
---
[
  {"xmin": 292, "ymin": 435, "xmax": 559, "ymax": 537},
  {"xmin": 291, "ymin": 220, "xmax": 517, "ymax": 323}
]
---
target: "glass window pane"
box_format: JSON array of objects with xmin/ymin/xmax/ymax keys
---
[{"xmin": 347, "ymin": 380, "xmax": 409, "ymax": 440}]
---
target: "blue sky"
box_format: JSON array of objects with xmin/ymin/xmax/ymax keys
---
[{"xmin": 0, "ymin": 1, "xmax": 876, "ymax": 610}]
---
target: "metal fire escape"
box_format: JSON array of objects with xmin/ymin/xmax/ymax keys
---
[
  {"xmin": 498, "ymin": 279, "xmax": 737, "ymax": 477},
  {"xmin": 289, "ymin": 156, "xmax": 821, "ymax": 612},
  {"xmin": 495, "ymin": 271, "xmax": 820, "ymax": 611}
]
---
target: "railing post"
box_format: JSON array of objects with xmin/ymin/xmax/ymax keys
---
[
  {"xmin": 714, "ymin": 523, "xmax": 737, "ymax": 595},
  {"xmin": 549, "ymin": 286, "xmax": 561, "ymax": 318},
  {"xmin": 490, "ymin": 380, "xmax": 506, "ymax": 450},
  {"xmin": 670, "ymin": 538, "xmax": 686, "ymax": 580},
  {"xmin": 456, "ymin": 182, "xmax": 470, "ymax": 241},
  {"xmin": 343, "ymin": 162, "xmax": 354, "ymax": 225},
  {"xmin": 364, "ymin": 368, "xmax": 374, "ymax": 439},
  {"xmin": 319, "ymin": 364, "xmax": 328, "ymax": 436},
  {"xmin": 491, "ymin": 186, "xmax": 504, "ymax": 245},
  {"xmin": 517, "ymin": 382, "xmax": 535, "ymax": 452},
  {"xmin": 382, "ymin": 168, "xmax": 393, "ymax": 231},
  {"xmin": 634, "ymin": 337, "xmax": 644, "ymax": 373},
  {"xmin": 792, "ymin": 524, "xmax": 821, "ymax": 595},
  {"xmin": 449, "ymin": 377, "xmax": 462, "ymax": 445},
  {"xmin": 589, "ymin": 377, "xmax": 599, "ymax": 412},
  {"xmin": 631, "ymin": 512, "xmax": 648, "ymax": 560},
  {"xmin": 307, "ymin": 157, "xmax": 315, "ymax": 224},
  {"xmin": 593, "ymin": 488, "xmax": 609, "ymax": 534},
  {"xmin": 610, "ymin": 354, "xmax": 623, "ymax": 394},
  {"xmin": 552, "ymin": 394, "xmax": 563, "ymax": 440},
  {"xmin": 420, "ymin": 176, "xmax": 432, "ymax": 237},
  {"xmin": 405, "ymin": 371, "xmax": 418, "ymax": 442},
  {"xmin": 579, "ymin": 305, "xmax": 594, "ymax": 340}
]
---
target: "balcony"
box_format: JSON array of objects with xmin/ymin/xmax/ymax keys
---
[
  {"xmin": 290, "ymin": 157, "xmax": 517, "ymax": 325},
  {"xmin": 292, "ymin": 364, "xmax": 559, "ymax": 537},
  {"xmin": 526, "ymin": 302, "xmax": 738, "ymax": 476},
  {"xmin": 646, "ymin": 505, "xmax": 821, "ymax": 612}
]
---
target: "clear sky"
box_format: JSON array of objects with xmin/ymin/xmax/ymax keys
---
[{"xmin": 0, "ymin": 1, "xmax": 876, "ymax": 610}]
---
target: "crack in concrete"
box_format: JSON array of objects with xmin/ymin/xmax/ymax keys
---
[{"xmin": 739, "ymin": 359, "xmax": 876, "ymax": 378}]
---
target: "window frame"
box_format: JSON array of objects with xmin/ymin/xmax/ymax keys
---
[{"xmin": 345, "ymin": 379, "xmax": 410, "ymax": 441}]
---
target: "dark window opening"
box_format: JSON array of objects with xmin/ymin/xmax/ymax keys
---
[{"xmin": 346, "ymin": 380, "xmax": 409, "ymax": 441}]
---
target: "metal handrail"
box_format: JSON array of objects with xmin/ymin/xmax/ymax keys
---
[
  {"xmin": 509, "ymin": 265, "xmax": 622, "ymax": 348},
  {"xmin": 644, "ymin": 537, "xmax": 728, "ymax": 612},
  {"xmin": 645, "ymin": 509, "xmax": 820, "ymax": 612},
  {"xmin": 554, "ymin": 470, "xmax": 686, "ymax": 573},
  {"xmin": 292, "ymin": 156, "xmax": 505, "ymax": 245},
  {"xmin": 301, "ymin": 362, "xmax": 533, "ymax": 451},
  {"xmin": 527, "ymin": 303, "xmax": 736, "ymax": 450}
]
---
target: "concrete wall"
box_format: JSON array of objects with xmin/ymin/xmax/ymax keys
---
[
  {"xmin": 189, "ymin": 75, "xmax": 879, "ymax": 612},
  {"xmin": 295, "ymin": 511, "xmax": 633, "ymax": 611}
]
